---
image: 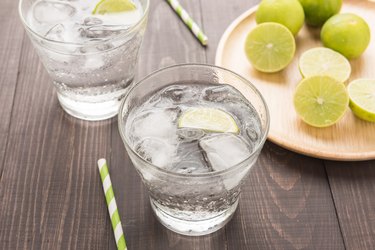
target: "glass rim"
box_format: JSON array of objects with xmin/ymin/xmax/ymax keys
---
[
  {"xmin": 18, "ymin": 0, "xmax": 150, "ymax": 47},
  {"xmin": 118, "ymin": 63, "xmax": 270, "ymax": 179}
]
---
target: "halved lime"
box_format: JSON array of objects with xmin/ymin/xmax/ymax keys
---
[
  {"xmin": 348, "ymin": 79, "xmax": 375, "ymax": 122},
  {"xmin": 178, "ymin": 108, "xmax": 239, "ymax": 134},
  {"xmin": 244, "ymin": 22, "xmax": 296, "ymax": 73},
  {"xmin": 93, "ymin": 0, "xmax": 136, "ymax": 15},
  {"xmin": 299, "ymin": 47, "xmax": 351, "ymax": 83},
  {"xmin": 293, "ymin": 76, "xmax": 349, "ymax": 127}
]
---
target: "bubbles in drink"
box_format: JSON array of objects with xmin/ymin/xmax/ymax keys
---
[{"xmin": 125, "ymin": 83, "xmax": 262, "ymax": 174}]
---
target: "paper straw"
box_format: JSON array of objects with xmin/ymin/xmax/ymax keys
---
[
  {"xmin": 97, "ymin": 159, "xmax": 127, "ymax": 250},
  {"xmin": 166, "ymin": 0, "xmax": 208, "ymax": 46}
]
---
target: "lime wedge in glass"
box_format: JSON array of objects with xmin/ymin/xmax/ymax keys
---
[
  {"xmin": 178, "ymin": 108, "xmax": 239, "ymax": 134},
  {"xmin": 348, "ymin": 79, "xmax": 375, "ymax": 122},
  {"xmin": 244, "ymin": 22, "xmax": 296, "ymax": 73},
  {"xmin": 293, "ymin": 76, "xmax": 349, "ymax": 127},
  {"xmin": 93, "ymin": 0, "xmax": 136, "ymax": 15},
  {"xmin": 299, "ymin": 47, "xmax": 351, "ymax": 83}
]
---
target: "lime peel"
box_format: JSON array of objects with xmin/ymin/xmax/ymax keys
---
[
  {"xmin": 348, "ymin": 79, "xmax": 375, "ymax": 122},
  {"xmin": 178, "ymin": 108, "xmax": 240, "ymax": 134}
]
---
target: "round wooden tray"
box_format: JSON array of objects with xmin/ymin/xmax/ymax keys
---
[{"xmin": 215, "ymin": 1, "xmax": 375, "ymax": 161}]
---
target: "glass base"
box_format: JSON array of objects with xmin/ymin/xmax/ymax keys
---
[
  {"xmin": 57, "ymin": 92, "xmax": 124, "ymax": 121},
  {"xmin": 150, "ymin": 198, "xmax": 239, "ymax": 236}
]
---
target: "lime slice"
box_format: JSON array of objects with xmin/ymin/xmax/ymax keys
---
[
  {"xmin": 348, "ymin": 79, "xmax": 375, "ymax": 122},
  {"xmin": 299, "ymin": 47, "xmax": 351, "ymax": 83},
  {"xmin": 93, "ymin": 0, "xmax": 136, "ymax": 15},
  {"xmin": 178, "ymin": 108, "xmax": 239, "ymax": 134},
  {"xmin": 293, "ymin": 76, "xmax": 349, "ymax": 127},
  {"xmin": 244, "ymin": 22, "xmax": 296, "ymax": 73}
]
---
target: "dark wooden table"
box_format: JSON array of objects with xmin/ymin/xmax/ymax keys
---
[{"xmin": 1, "ymin": 0, "xmax": 375, "ymax": 249}]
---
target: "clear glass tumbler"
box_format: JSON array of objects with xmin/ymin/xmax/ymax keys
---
[
  {"xmin": 19, "ymin": 0, "xmax": 149, "ymax": 121},
  {"xmin": 118, "ymin": 64, "xmax": 270, "ymax": 236}
]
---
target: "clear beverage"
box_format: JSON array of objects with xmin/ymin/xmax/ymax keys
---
[
  {"xmin": 119, "ymin": 65, "xmax": 270, "ymax": 236},
  {"xmin": 19, "ymin": 0, "xmax": 149, "ymax": 120}
]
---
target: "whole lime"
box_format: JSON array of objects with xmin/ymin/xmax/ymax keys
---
[
  {"xmin": 256, "ymin": 0, "xmax": 305, "ymax": 36},
  {"xmin": 299, "ymin": 0, "xmax": 342, "ymax": 27},
  {"xmin": 321, "ymin": 13, "xmax": 371, "ymax": 59}
]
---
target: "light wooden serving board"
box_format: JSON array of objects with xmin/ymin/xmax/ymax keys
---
[{"xmin": 216, "ymin": 1, "xmax": 375, "ymax": 161}]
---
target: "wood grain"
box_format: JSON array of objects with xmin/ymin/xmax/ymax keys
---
[
  {"xmin": 215, "ymin": 1, "xmax": 375, "ymax": 161},
  {"xmin": 0, "ymin": 38, "xmax": 113, "ymax": 249},
  {"xmin": 1, "ymin": 0, "xmax": 374, "ymax": 249},
  {"xmin": 326, "ymin": 161, "xmax": 375, "ymax": 250},
  {"xmin": 225, "ymin": 142, "xmax": 344, "ymax": 249},
  {"xmin": 0, "ymin": 0, "xmax": 25, "ymax": 176}
]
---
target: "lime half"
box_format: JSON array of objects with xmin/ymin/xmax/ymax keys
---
[
  {"xmin": 178, "ymin": 108, "xmax": 239, "ymax": 134},
  {"xmin": 93, "ymin": 0, "xmax": 136, "ymax": 15},
  {"xmin": 294, "ymin": 76, "xmax": 349, "ymax": 127},
  {"xmin": 348, "ymin": 79, "xmax": 375, "ymax": 122},
  {"xmin": 299, "ymin": 47, "xmax": 351, "ymax": 83},
  {"xmin": 244, "ymin": 22, "xmax": 296, "ymax": 73}
]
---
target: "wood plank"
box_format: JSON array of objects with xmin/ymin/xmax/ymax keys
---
[
  {"xmin": 200, "ymin": 0, "xmax": 345, "ymax": 248},
  {"xmin": 0, "ymin": 38, "xmax": 112, "ymax": 249},
  {"xmin": 224, "ymin": 142, "xmax": 344, "ymax": 249},
  {"xmin": 326, "ymin": 161, "xmax": 375, "ymax": 250},
  {"xmin": 109, "ymin": 0, "xmax": 226, "ymax": 249},
  {"xmin": 0, "ymin": 0, "xmax": 25, "ymax": 176}
]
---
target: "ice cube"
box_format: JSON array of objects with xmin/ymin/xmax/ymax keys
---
[
  {"xmin": 33, "ymin": 1, "xmax": 76, "ymax": 24},
  {"xmin": 246, "ymin": 127, "xmax": 259, "ymax": 143},
  {"xmin": 149, "ymin": 85, "xmax": 198, "ymax": 105},
  {"xmin": 79, "ymin": 25, "xmax": 130, "ymax": 39},
  {"xmin": 129, "ymin": 108, "xmax": 179, "ymax": 141},
  {"xmin": 177, "ymin": 128, "xmax": 205, "ymax": 142},
  {"xmin": 199, "ymin": 133, "xmax": 252, "ymax": 172},
  {"xmin": 135, "ymin": 138, "xmax": 175, "ymax": 168},
  {"xmin": 83, "ymin": 17, "xmax": 103, "ymax": 26},
  {"xmin": 202, "ymin": 84, "xmax": 243, "ymax": 103},
  {"xmin": 44, "ymin": 24, "xmax": 65, "ymax": 41}
]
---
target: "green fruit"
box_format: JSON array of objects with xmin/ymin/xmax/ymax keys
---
[
  {"xmin": 321, "ymin": 13, "xmax": 371, "ymax": 59},
  {"xmin": 244, "ymin": 23, "xmax": 296, "ymax": 73},
  {"xmin": 93, "ymin": 0, "xmax": 136, "ymax": 15},
  {"xmin": 178, "ymin": 108, "xmax": 240, "ymax": 134},
  {"xmin": 293, "ymin": 76, "xmax": 349, "ymax": 127},
  {"xmin": 299, "ymin": 47, "xmax": 351, "ymax": 83},
  {"xmin": 348, "ymin": 79, "xmax": 375, "ymax": 122},
  {"xmin": 299, "ymin": 0, "xmax": 342, "ymax": 27},
  {"xmin": 256, "ymin": 0, "xmax": 305, "ymax": 36}
]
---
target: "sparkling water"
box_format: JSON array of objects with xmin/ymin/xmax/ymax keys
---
[
  {"xmin": 125, "ymin": 82, "xmax": 262, "ymax": 234},
  {"xmin": 24, "ymin": 0, "xmax": 146, "ymax": 120}
]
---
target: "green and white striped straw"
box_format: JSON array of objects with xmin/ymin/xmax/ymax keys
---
[
  {"xmin": 97, "ymin": 159, "xmax": 127, "ymax": 250},
  {"xmin": 166, "ymin": 0, "xmax": 208, "ymax": 46}
]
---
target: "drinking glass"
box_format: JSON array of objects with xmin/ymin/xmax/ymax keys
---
[
  {"xmin": 119, "ymin": 64, "xmax": 270, "ymax": 236},
  {"xmin": 19, "ymin": 0, "xmax": 149, "ymax": 120}
]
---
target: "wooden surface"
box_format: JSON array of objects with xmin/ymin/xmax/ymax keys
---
[
  {"xmin": 216, "ymin": 0, "xmax": 375, "ymax": 161},
  {"xmin": 0, "ymin": 0, "xmax": 374, "ymax": 249}
]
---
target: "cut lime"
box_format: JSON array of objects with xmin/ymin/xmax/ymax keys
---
[
  {"xmin": 93, "ymin": 0, "xmax": 136, "ymax": 15},
  {"xmin": 348, "ymin": 79, "xmax": 375, "ymax": 122},
  {"xmin": 244, "ymin": 23, "xmax": 296, "ymax": 73},
  {"xmin": 294, "ymin": 76, "xmax": 349, "ymax": 127},
  {"xmin": 178, "ymin": 108, "xmax": 239, "ymax": 134},
  {"xmin": 299, "ymin": 47, "xmax": 351, "ymax": 83}
]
